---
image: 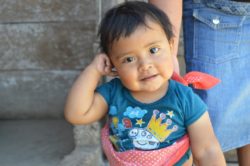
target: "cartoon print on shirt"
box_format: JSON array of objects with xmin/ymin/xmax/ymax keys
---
[
  {"xmin": 166, "ymin": 110, "xmax": 174, "ymax": 118},
  {"xmin": 123, "ymin": 106, "xmax": 147, "ymax": 119},
  {"xmin": 128, "ymin": 128, "xmax": 160, "ymax": 150},
  {"xmin": 111, "ymin": 106, "xmax": 147, "ymax": 130},
  {"xmin": 109, "ymin": 106, "xmax": 119, "ymax": 129},
  {"xmin": 135, "ymin": 118, "xmax": 145, "ymax": 127},
  {"xmin": 109, "ymin": 106, "xmax": 118, "ymax": 116},
  {"xmin": 129, "ymin": 109, "xmax": 178, "ymax": 150},
  {"xmin": 109, "ymin": 135, "xmax": 120, "ymax": 151},
  {"xmin": 112, "ymin": 117, "xmax": 119, "ymax": 128},
  {"xmin": 122, "ymin": 118, "xmax": 132, "ymax": 128},
  {"xmin": 110, "ymin": 106, "xmax": 178, "ymax": 150},
  {"xmin": 147, "ymin": 110, "xmax": 178, "ymax": 142}
]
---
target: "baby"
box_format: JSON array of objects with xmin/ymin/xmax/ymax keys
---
[{"xmin": 64, "ymin": 1, "xmax": 226, "ymax": 165}]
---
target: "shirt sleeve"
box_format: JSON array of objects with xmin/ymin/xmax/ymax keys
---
[
  {"xmin": 95, "ymin": 78, "xmax": 118, "ymax": 105},
  {"xmin": 184, "ymin": 88, "xmax": 208, "ymax": 127}
]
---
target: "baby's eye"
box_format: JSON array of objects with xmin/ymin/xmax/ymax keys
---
[
  {"xmin": 149, "ymin": 47, "xmax": 160, "ymax": 54},
  {"xmin": 123, "ymin": 57, "xmax": 135, "ymax": 63}
]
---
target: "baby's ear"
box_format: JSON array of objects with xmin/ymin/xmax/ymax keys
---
[{"xmin": 169, "ymin": 38, "xmax": 174, "ymax": 52}]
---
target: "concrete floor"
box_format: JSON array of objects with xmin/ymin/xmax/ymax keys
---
[{"xmin": 0, "ymin": 119, "xmax": 74, "ymax": 166}]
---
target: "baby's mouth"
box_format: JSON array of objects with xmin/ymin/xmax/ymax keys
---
[{"xmin": 140, "ymin": 74, "xmax": 158, "ymax": 81}]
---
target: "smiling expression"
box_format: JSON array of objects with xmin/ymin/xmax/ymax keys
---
[{"xmin": 109, "ymin": 19, "xmax": 174, "ymax": 101}]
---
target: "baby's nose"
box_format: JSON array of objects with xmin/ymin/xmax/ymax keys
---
[{"xmin": 139, "ymin": 59, "xmax": 153, "ymax": 71}]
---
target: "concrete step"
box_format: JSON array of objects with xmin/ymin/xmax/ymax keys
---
[
  {"xmin": 0, "ymin": 119, "xmax": 74, "ymax": 166},
  {"xmin": 60, "ymin": 145, "xmax": 104, "ymax": 166}
]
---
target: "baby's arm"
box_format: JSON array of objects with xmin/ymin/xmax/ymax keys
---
[
  {"xmin": 188, "ymin": 112, "xmax": 226, "ymax": 165},
  {"xmin": 64, "ymin": 53, "xmax": 116, "ymax": 125}
]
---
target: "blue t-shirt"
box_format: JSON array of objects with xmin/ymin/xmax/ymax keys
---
[{"xmin": 96, "ymin": 78, "xmax": 207, "ymax": 152}]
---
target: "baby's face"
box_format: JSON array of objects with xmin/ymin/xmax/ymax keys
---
[{"xmin": 109, "ymin": 20, "xmax": 174, "ymax": 96}]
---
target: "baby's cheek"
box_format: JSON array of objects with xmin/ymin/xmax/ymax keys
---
[{"xmin": 160, "ymin": 68, "xmax": 173, "ymax": 80}]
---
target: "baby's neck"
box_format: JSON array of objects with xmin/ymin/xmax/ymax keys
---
[{"xmin": 130, "ymin": 81, "xmax": 169, "ymax": 103}]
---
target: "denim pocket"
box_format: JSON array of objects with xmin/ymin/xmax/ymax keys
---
[{"xmin": 192, "ymin": 8, "xmax": 245, "ymax": 63}]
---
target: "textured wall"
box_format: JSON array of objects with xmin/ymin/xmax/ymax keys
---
[{"xmin": 0, "ymin": 0, "xmax": 98, "ymax": 119}]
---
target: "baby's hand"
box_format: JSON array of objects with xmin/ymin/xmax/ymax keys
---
[{"xmin": 92, "ymin": 53, "xmax": 117, "ymax": 77}]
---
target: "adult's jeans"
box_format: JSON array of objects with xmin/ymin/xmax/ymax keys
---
[{"xmin": 183, "ymin": 0, "xmax": 250, "ymax": 152}]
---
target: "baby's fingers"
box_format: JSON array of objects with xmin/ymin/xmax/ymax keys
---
[{"xmin": 103, "ymin": 66, "xmax": 117, "ymax": 76}]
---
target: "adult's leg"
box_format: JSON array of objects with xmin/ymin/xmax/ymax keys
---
[{"xmin": 237, "ymin": 144, "xmax": 250, "ymax": 166}]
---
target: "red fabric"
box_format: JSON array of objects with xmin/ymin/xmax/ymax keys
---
[
  {"xmin": 101, "ymin": 124, "xmax": 189, "ymax": 166},
  {"xmin": 171, "ymin": 71, "xmax": 220, "ymax": 90}
]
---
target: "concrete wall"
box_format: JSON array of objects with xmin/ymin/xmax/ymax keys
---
[{"xmin": 0, "ymin": 0, "xmax": 98, "ymax": 119}]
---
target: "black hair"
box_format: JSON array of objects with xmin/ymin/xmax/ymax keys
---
[{"xmin": 98, "ymin": 1, "xmax": 174, "ymax": 54}]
